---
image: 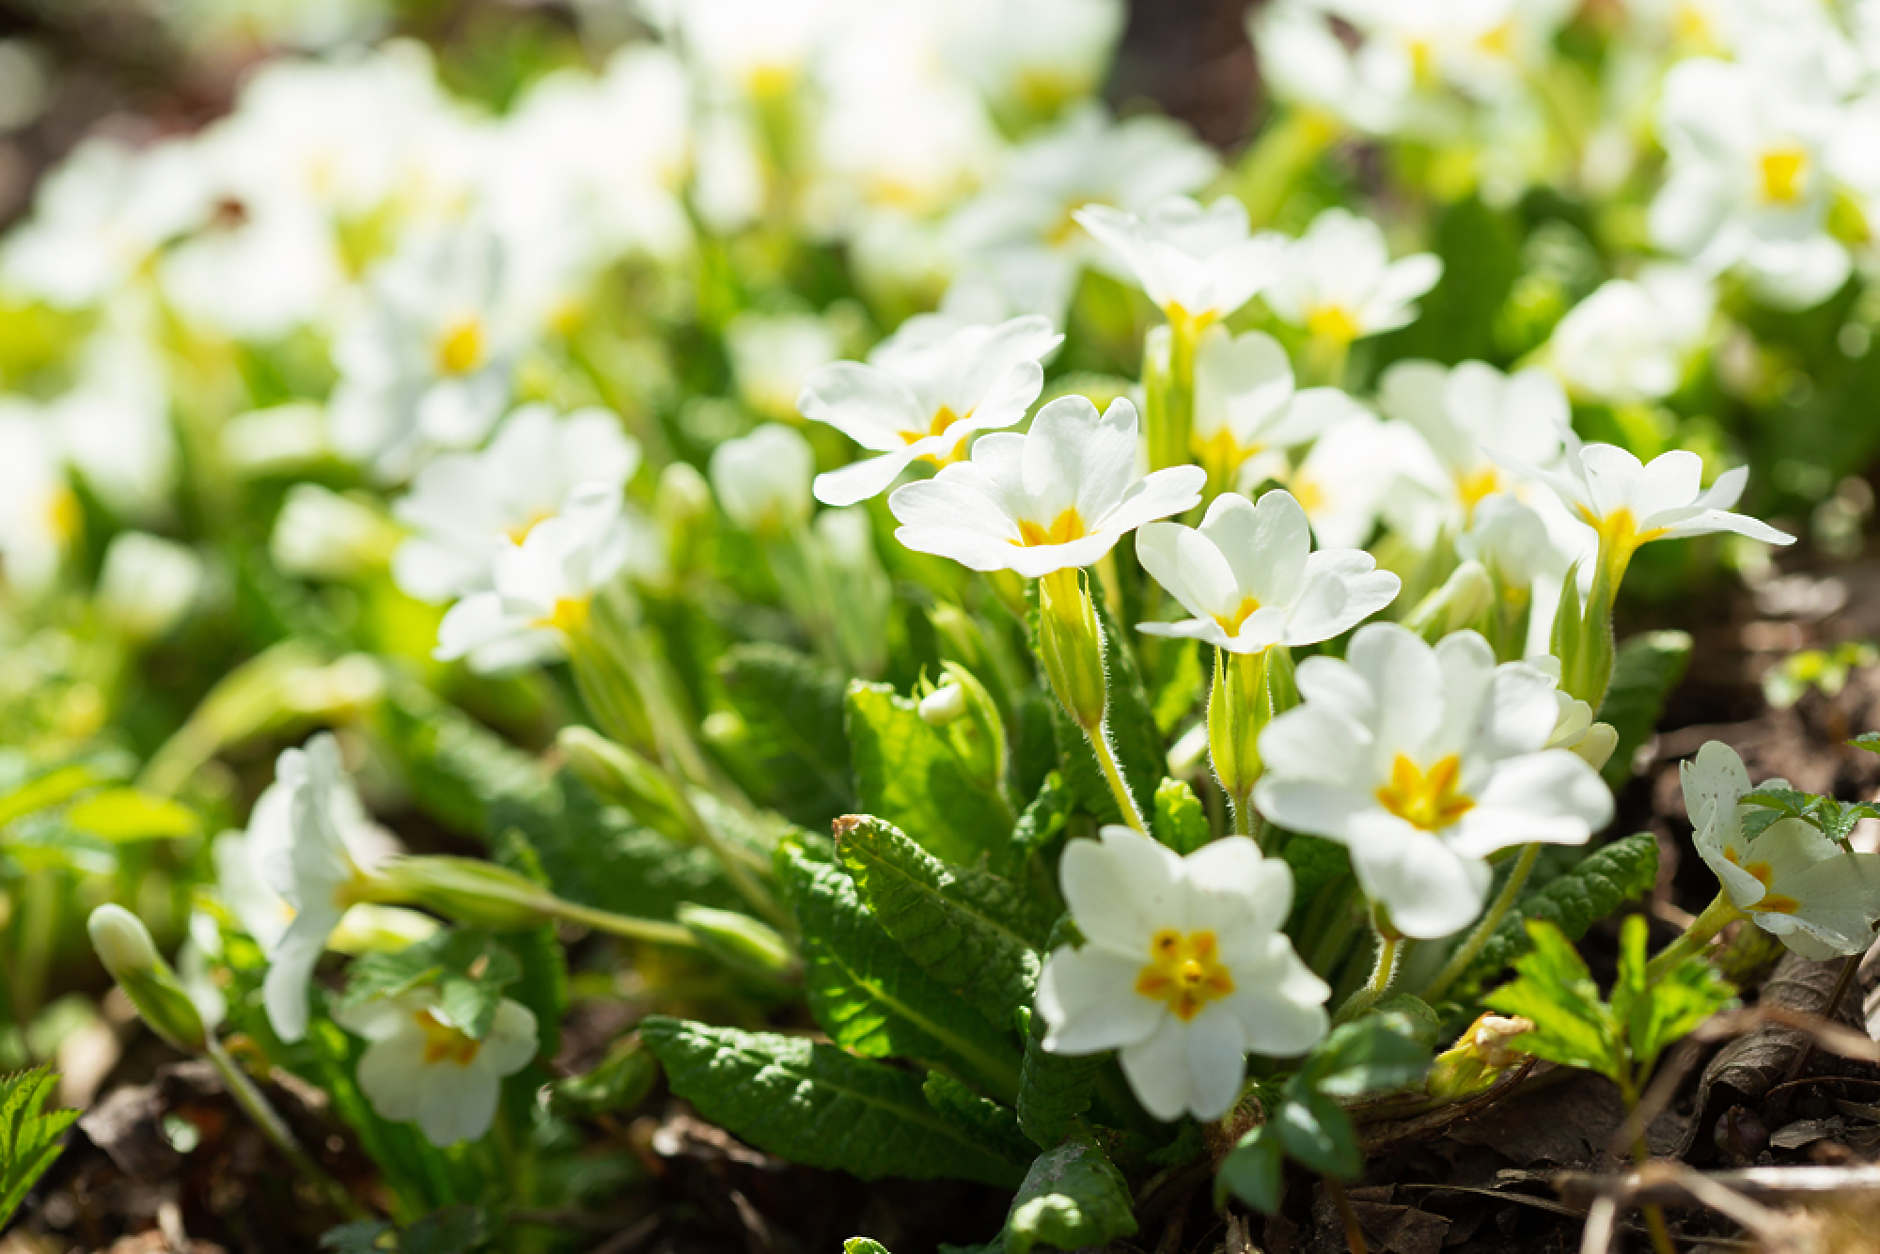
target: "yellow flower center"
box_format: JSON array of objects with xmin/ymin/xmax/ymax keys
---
[
  {"xmin": 1578, "ymin": 504, "xmax": 1667, "ymax": 569},
  {"xmin": 505, "ymin": 511, "xmax": 554, "ymax": 545},
  {"xmin": 1290, "ymin": 475, "xmax": 1326, "ymax": 517},
  {"xmin": 1136, "ymin": 928, "xmax": 1235, "ymax": 1022},
  {"xmin": 1723, "ymin": 848, "xmax": 1800, "ymax": 914},
  {"xmin": 1476, "ymin": 21, "xmax": 1514, "ymax": 56},
  {"xmin": 538, "ymin": 596, "xmax": 591, "ymax": 634},
  {"xmin": 746, "ymin": 63, "xmax": 797, "ymax": 101},
  {"xmin": 1759, "ymin": 147, "xmax": 1809, "ymax": 206},
  {"xmin": 1212, "ymin": 595, "xmax": 1263, "ymax": 636},
  {"xmin": 44, "ymin": 486, "xmax": 81, "ymax": 542},
  {"xmin": 1192, "ymin": 427, "xmax": 1252, "ymax": 486},
  {"xmin": 906, "ymin": 405, "xmax": 968, "ymax": 447},
  {"xmin": 1456, "ymin": 465, "xmax": 1501, "ymax": 520},
  {"xmin": 1376, "ymin": 754, "xmax": 1475, "ymax": 831},
  {"xmin": 1015, "ymin": 507, "xmax": 1087, "ymax": 548},
  {"xmin": 436, "ymin": 318, "xmax": 485, "ymax": 376},
  {"xmin": 414, "ymin": 1009, "xmax": 482, "ymax": 1067},
  {"xmin": 1305, "ymin": 305, "xmax": 1362, "ymax": 344}
]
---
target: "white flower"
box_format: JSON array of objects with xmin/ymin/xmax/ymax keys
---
[
  {"xmin": 1282, "ymin": 412, "xmax": 1427, "ymax": 550},
  {"xmin": 49, "ymin": 312, "xmax": 178, "ymax": 520},
  {"xmin": 1037, "ymin": 826, "xmax": 1328, "ymax": 1121},
  {"xmin": 1492, "ymin": 443, "xmax": 1794, "ymax": 564},
  {"xmin": 1248, "ymin": 1, "xmax": 1410, "ymax": 136},
  {"xmin": 1254, "ymin": 624, "xmax": 1614, "ymax": 939},
  {"xmin": 1074, "ymin": 195, "xmax": 1285, "ymax": 326},
  {"xmin": 1136, "ymin": 490, "xmax": 1400, "ymax": 654},
  {"xmin": 327, "ymin": 224, "xmax": 522, "ymax": 481},
  {"xmin": 1650, "ymin": 50, "xmax": 1854, "ymax": 309},
  {"xmin": 336, "ymin": 987, "xmax": 537, "ymax": 1146},
  {"xmin": 708, "ymin": 424, "xmax": 817, "ymax": 533},
  {"xmin": 944, "ymin": 0, "xmax": 1125, "ymax": 118},
  {"xmin": 1188, "ymin": 327, "xmax": 1361, "ymax": 485},
  {"xmin": 727, "ymin": 312, "xmax": 842, "ymax": 422},
  {"xmin": 391, "ymin": 404, "xmax": 641, "ymax": 602},
  {"xmin": 799, "ymin": 315, "xmax": 1061, "ymax": 506},
  {"xmin": 1377, "ymin": 358, "xmax": 1571, "ymax": 533},
  {"xmin": 214, "ymin": 831, "xmax": 436, "ymax": 963},
  {"xmin": 888, "ymin": 395, "xmax": 1204, "ymax": 578},
  {"xmin": 433, "ymin": 486, "xmax": 640, "ymax": 673},
  {"xmin": 247, "ymin": 734, "xmax": 395, "ymax": 1043},
  {"xmin": 0, "ymin": 400, "xmax": 77, "ymax": 597},
  {"xmin": 97, "ymin": 532, "xmax": 204, "ymax": 639},
  {"xmin": 273, "ymin": 484, "xmax": 400, "ymax": 582},
  {"xmin": 1546, "ymin": 267, "xmax": 1716, "ymax": 403},
  {"xmin": 1263, "ymin": 209, "xmax": 1442, "ymax": 343},
  {"xmin": 1681, "ymin": 741, "xmax": 1880, "ymax": 959}
]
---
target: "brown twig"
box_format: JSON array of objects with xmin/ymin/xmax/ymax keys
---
[
  {"xmin": 1557, "ymin": 1163, "xmax": 1880, "ymax": 1208},
  {"xmin": 1325, "ymin": 1177, "xmax": 1369, "ymax": 1254}
]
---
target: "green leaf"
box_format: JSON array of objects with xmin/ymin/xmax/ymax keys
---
[
  {"xmin": 62, "ymin": 788, "xmax": 198, "ymax": 841},
  {"xmin": 720, "ymin": 643, "xmax": 855, "ymax": 827},
  {"xmin": 785, "ymin": 853, "xmax": 1024, "ymax": 1100},
  {"xmin": 1274, "ymin": 1085, "xmax": 1362, "ymax": 1180},
  {"xmin": 1463, "ymin": 834, "xmax": 1658, "ymax": 989},
  {"xmin": 1001, "ymin": 1134, "xmax": 1139, "ymax": 1254},
  {"xmin": 836, "ymin": 814, "xmax": 1049, "ymax": 1026},
  {"xmin": 1004, "ymin": 771, "xmax": 1073, "ymax": 873},
  {"xmin": 847, "ymin": 682, "xmax": 1012, "ymax": 864},
  {"xmin": 1152, "ymin": 778, "xmax": 1211, "ymax": 855},
  {"xmin": 543, "ymin": 1035, "xmax": 658, "ymax": 1120},
  {"xmin": 1278, "ymin": 832, "xmax": 1352, "ymax": 933},
  {"xmin": 1852, "ymin": 732, "xmax": 1880, "ymax": 755},
  {"xmin": 0, "ymin": 1067, "xmax": 78, "ymax": 1229},
  {"xmin": 334, "ymin": 930, "xmax": 521, "ymax": 1040},
  {"xmin": 923, "ymin": 1071, "xmax": 1033, "ymax": 1163},
  {"xmin": 1483, "ymin": 920, "xmax": 1623, "ymax": 1084},
  {"xmin": 319, "ymin": 1222, "xmax": 393, "ymax": 1253},
  {"xmin": 845, "ymin": 1241, "xmax": 893, "ymax": 1254},
  {"xmin": 640, "ymin": 1018, "xmax": 1028, "ymax": 1187},
  {"xmin": 1597, "ymin": 631, "xmax": 1693, "ymax": 785},
  {"xmin": 374, "ymin": 679, "xmax": 548, "ymax": 840},
  {"xmin": 1614, "ymin": 915, "xmax": 1737, "ymax": 1077},
  {"xmin": 1303, "ymin": 1018, "xmax": 1433, "ymax": 1098},
  {"xmin": 1218, "ymin": 1125, "xmax": 1285, "ymax": 1214},
  {"xmin": 0, "ymin": 755, "xmax": 132, "ymax": 830},
  {"xmin": 404, "ymin": 1205, "xmax": 489, "ymax": 1254},
  {"xmin": 1015, "ymin": 1005, "xmax": 1099, "ymax": 1151}
]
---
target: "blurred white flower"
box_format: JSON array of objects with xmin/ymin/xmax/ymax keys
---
[
  {"xmin": 1255, "ymin": 624, "xmax": 1613, "ymax": 938},
  {"xmin": 221, "ymin": 402, "xmax": 330, "ymax": 474},
  {"xmin": 97, "ymin": 532, "xmax": 203, "ymax": 639},
  {"xmin": 1189, "ymin": 326, "xmax": 1361, "ymax": 487},
  {"xmin": 799, "ymin": 314, "xmax": 1060, "ymax": 506},
  {"xmin": 709, "ymin": 424, "xmax": 817, "ymax": 533},
  {"xmin": 1546, "ymin": 267, "xmax": 1716, "ymax": 403},
  {"xmin": 433, "ymin": 486, "xmax": 641, "ymax": 673},
  {"xmin": 1135, "ymin": 490, "xmax": 1400, "ymax": 654},
  {"xmin": 336, "ymin": 987, "xmax": 537, "ymax": 1146},
  {"xmin": 1282, "ymin": 412, "xmax": 1426, "ymax": 550},
  {"xmin": 889, "ymin": 395, "xmax": 1204, "ymax": 577},
  {"xmin": 273, "ymin": 485, "xmax": 401, "ymax": 582},
  {"xmin": 944, "ymin": 0, "xmax": 1125, "ymax": 119},
  {"xmin": 50, "ymin": 312, "xmax": 179, "ymax": 520},
  {"xmin": 0, "ymin": 400, "xmax": 77, "ymax": 597},
  {"xmin": 392, "ymin": 404, "xmax": 641, "ymax": 602},
  {"xmin": 727, "ymin": 312, "xmax": 843, "ymax": 422},
  {"xmin": 1037, "ymin": 826, "xmax": 1328, "ymax": 1121},
  {"xmin": 1263, "ymin": 209, "xmax": 1443, "ymax": 344},
  {"xmin": 1075, "ymin": 196, "xmax": 1285, "ymax": 327}
]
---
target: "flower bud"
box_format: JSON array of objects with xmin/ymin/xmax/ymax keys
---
[
  {"xmin": 922, "ymin": 663, "xmax": 1009, "ymax": 796},
  {"xmin": 1406, "ymin": 560, "xmax": 1495, "ymax": 643},
  {"xmin": 1425, "ymin": 1012, "xmax": 1532, "ymax": 1100},
  {"xmin": 1572, "ymin": 722, "xmax": 1619, "ymax": 771},
  {"xmin": 1037, "ymin": 568, "xmax": 1108, "ymax": 731},
  {"xmin": 88, "ymin": 905, "xmax": 208, "ymax": 1053},
  {"xmin": 558, "ymin": 726, "xmax": 691, "ymax": 841},
  {"xmin": 919, "ymin": 682, "xmax": 968, "ymax": 726},
  {"xmin": 378, "ymin": 856, "xmax": 559, "ymax": 931},
  {"xmin": 1209, "ymin": 645, "xmax": 1296, "ymax": 808},
  {"xmin": 270, "ymin": 483, "xmax": 399, "ymax": 580},
  {"xmin": 676, "ymin": 905, "xmax": 799, "ymax": 982}
]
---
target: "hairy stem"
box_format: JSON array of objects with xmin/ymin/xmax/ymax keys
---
[
  {"xmin": 1087, "ymin": 725, "xmax": 1149, "ymax": 835},
  {"xmin": 1334, "ymin": 924, "xmax": 1402, "ymax": 1025},
  {"xmin": 205, "ymin": 1037, "xmax": 365, "ymax": 1220},
  {"xmin": 1645, "ymin": 891, "xmax": 1742, "ymax": 983}
]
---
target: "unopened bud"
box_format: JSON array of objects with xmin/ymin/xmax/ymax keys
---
[
  {"xmin": 379, "ymin": 855, "xmax": 559, "ymax": 931},
  {"xmin": 919, "ymin": 682, "xmax": 968, "ymax": 726},
  {"xmin": 89, "ymin": 905, "xmax": 208, "ymax": 1053},
  {"xmin": 1425, "ymin": 1012, "xmax": 1533, "ymax": 1100},
  {"xmin": 676, "ymin": 905, "xmax": 799, "ymax": 981},
  {"xmin": 1572, "ymin": 722, "xmax": 1619, "ymax": 771},
  {"xmin": 1037, "ymin": 569, "xmax": 1108, "ymax": 731},
  {"xmin": 558, "ymin": 726, "xmax": 690, "ymax": 840},
  {"xmin": 1209, "ymin": 646, "xmax": 1296, "ymax": 806},
  {"xmin": 1407, "ymin": 560, "xmax": 1495, "ymax": 643}
]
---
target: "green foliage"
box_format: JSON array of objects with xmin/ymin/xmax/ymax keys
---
[
  {"xmin": 1741, "ymin": 787, "xmax": 1880, "ymax": 847},
  {"xmin": 785, "ymin": 852, "xmax": 1024, "ymax": 1098},
  {"xmin": 1004, "ymin": 771, "xmax": 1073, "ymax": 873},
  {"xmin": 542, "ymin": 1035, "xmax": 658, "ymax": 1120},
  {"xmin": 836, "ymin": 814, "xmax": 1050, "ymax": 1025},
  {"xmin": 1462, "ymin": 833, "xmax": 1659, "ymax": 989},
  {"xmin": 1000, "ymin": 1134, "xmax": 1138, "ymax": 1254},
  {"xmin": 1852, "ymin": 732, "xmax": 1880, "ymax": 755},
  {"xmin": 1301, "ymin": 1017, "xmax": 1435, "ymax": 1098},
  {"xmin": 333, "ymin": 929, "xmax": 521, "ymax": 1040},
  {"xmin": 319, "ymin": 1207, "xmax": 488, "ymax": 1254},
  {"xmin": 1598, "ymin": 631, "xmax": 1693, "ymax": 784},
  {"xmin": 640, "ymin": 1018, "xmax": 1029, "ymax": 1187},
  {"xmin": 1486, "ymin": 918, "xmax": 1736, "ymax": 1098},
  {"xmin": 1014, "ymin": 1006, "xmax": 1100, "ymax": 1151},
  {"xmin": 1, "ymin": 1068, "xmax": 77, "ymax": 1228},
  {"xmin": 923, "ymin": 1072, "xmax": 1033, "ymax": 1163},
  {"xmin": 847, "ymin": 683, "xmax": 1011, "ymax": 864},
  {"xmin": 62, "ymin": 788, "xmax": 197, "ymax": 841},
  {"xmin": 1151, "ymin": 777, "xmax": 1211, "ymax": 854},
  {"xmin": 845, "ymin": 1241, "xmax": 892, "ymax": 1254},
  {"xmin": 720, "ymin": 643, "xmax": 854, "ymax": 826}
]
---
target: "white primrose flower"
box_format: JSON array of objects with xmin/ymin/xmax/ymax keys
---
[
  {"xmin": 1254, "ymin": 624, "xmax": 1614, "ymax": 939},
  {"xmin": 1249, "ymin": 1, "xmax": 1410, "ymax": 136},
  {"xmin": 434, "ymin": 485, "xmax": 641, "ymax": 674},
  {"xmin": 273, "ymin": 484, "xmax": 401, "ymax": 582},
  {"xmin": 1036, "ymin": 826, "xmax": 1329, "ymax": 1121},
  {"xmin": 798, "ymin": 314, "xmax": 1062, "ymax": 506},
  {"xmin": 944, "ymin": 0, "xmax": 1126, "ymax": 118},
  {"xmin": 247, "ymin": 734, "xmax": 398, "ymax": 1043},
  {"xmin": 1282, "ymin": 412, "xmax": 1429, "ymax": 550},
  {"xmin": 392, "ymin": 404, "xmax": 641, "ymax": 603},
  {"xmin": 1681, "ymin": 741, "xmax": 1880, "ymax": 959},
  {"xmin": 97, "ymin": 532, "xmax": 204, "ymax": 639},
  {"xmin": 1491, "ymin": 443, "xmax": 1795, "ymax": 564},
  {"xmin": 0, "ymin": 400, "xmax": 78, "ymax": 597},
  {"xmin": 1135, "ymin": 490, "xmax": 1401, "ymax": 654},
  {"xmin": 708, "ymin": 423, "xmax": 817, "ymax": 534},
  {"xmin": 1074, "ymin": 195, "xmax": 1285, "ymax": 327},
  {"xmin": 887, "ymin": 395, "xmax": 1205, "ymax": 578},
  {"xmin": 726, "ymin": 312, "xmax": 842, "ymax": 422},
  {"xmin": 1262, "ymin": 209, "xmax": 1443, "ymax": 343},
  {"xmin": 335, "ymin": 987, "xmax": 537, "ymax": 1146},
  {"xmin": 1188, "ymin": 326, "xmax": 1361, "ymax": 485},
  {"xmin": 1546, "ymin": 267, "xmax": 1716, "ymax": 403}
]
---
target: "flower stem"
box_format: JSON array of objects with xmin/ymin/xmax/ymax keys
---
[
  {"xmin": 1086, "ymin": 724, "xmax": 1149, "ymax": 835},
  {"xmin": 1325, "ymin": 1176, "xmax": 1370, "ymax": 1254},
  {"xmin": 204, "ymin": 1036, "xmax": 365, "ymax": 1220},
  {"xmin": 1334, "ymin": 922, "xmax": 1402, "ymax": 1025},
  {"xmin": 1421, "ymin": 843, "xmax": 1540, "ymax": 1003},
  {"xmin": 545, "ymin": 898, "xmax": 705, "ymax": 949},
  {"xmin": 1230, "ymin": 788, "xmax": 1257, "ymax": 841},
  {"xmin": 1645, "ymin": 891, "xmax": 1742, "ymax": 983}
]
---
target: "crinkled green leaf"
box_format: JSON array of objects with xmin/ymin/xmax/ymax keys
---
[
  {"xmin": 1483, "ymin": 920, "xmax": 1624, "ymax": 1083},
  {"xmin": 837, "ymin": 814, "xmax": 1049, "ymax": 1025},
  {"xmin": 847, "ymin": 682, "xmax": 1011, "ymax": 864},
  {"xmin": 375, "ymin": 679, "xmax": 547, "ymax": 840},
  {"xmin": 785, "ymin": 853, "xmax": 1023, "ymax": 1099},
  {"xmin": 1004, "ymin": 771, "xmax": 1073, "ymax": 873},
  {"xmin": 720, "ymin": 643, "xmax": 854, "ymax": 827},
  {"xmin": 1275, "ymin": 1085, "xmax": 1361, "ymax": 1180},
  {"xmin": 0, "ymin": 1067, "xmax": 78, "ymax": 1229},
  {"xmin": 1001, "ymin": 1134, "xmax": 1138, "ymax": 1254},
  {"xmin": 1217, "ymin": 1125, "xmax": 1285, "ymax": 1214},
  {"xmin": 333, "ymin": 929, "xmax": 521, "ymax": 1041},
  {"xmin": 923, "ymin": 1071, "xmax": 1033, "ymax": 1163},
  {"xmin": 1015, "ymin": 1004, "xmax": 1099, "ymax": 1151},
  {"xmin": 1612, "ymin": 915, "xmax": 1737, "ymax": 1077},
  {"xmin": 1278, "ymin": 832, "xmax": 1352, "ymax": 933},
  {"xmin": 640, "ymin": 1018, "xmax": 1028, "ymax": 1187},
  {"xmin": 1598, "ymin": 631, "xmax": 1692, "ymax": 785},
  {"xmin": 1463, "ymin": 834, "xmax": 1658, "ymax": 989},
  {"xmin": 1152, "ymin": 777, "xmax": 1211, "ymax": 855}
]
